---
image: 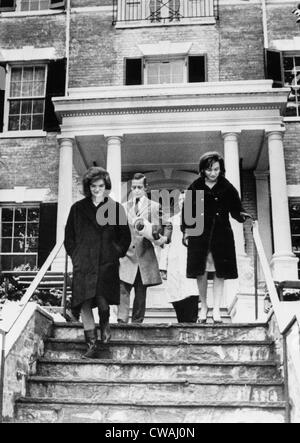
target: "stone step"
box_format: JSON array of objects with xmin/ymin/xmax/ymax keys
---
[
  {"xmin": 44, "ymin": 339, "xmax": 274, "ymax": 363},
  {"xmin": 53, "ymin": 323, "xmax": 269, "ymax": 343},
  {"xmin": 15, "ymin": 398, "xmax": 286, "ymax": 423},
  {"xmin": 36, "ymin": 358, "xmax": 280, "ymax": 381},
  {"xmin": 27, "ymin": 377, "xmax": 285, "ymax": 403}
]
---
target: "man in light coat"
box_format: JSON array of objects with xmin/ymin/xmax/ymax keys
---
[{"xmin": 118, "ymin": 173, "xmax": 172, "ymax": 323}]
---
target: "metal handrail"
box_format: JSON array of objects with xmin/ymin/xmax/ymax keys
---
[
  {"xmin": 0, "ymin": 238, "xmax": 66, "ymax": 422},
  {"xmin": 251, "ymin": 220, "xmax": 285, "ymax": 331},
  {"xmin": 250, "ymin": 218, "xmax": 300, "ymax": 423}
]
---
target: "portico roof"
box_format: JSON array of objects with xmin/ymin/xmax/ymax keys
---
[
  {"xmin": 53, "ymin": 80, "xmax": 289, "ymax": 136},
  {"xmin": 53, "ymin": 80, "xmax": 289, "ymax": 174}
]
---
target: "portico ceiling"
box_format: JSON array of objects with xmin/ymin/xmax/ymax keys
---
[{"xmin": 74, "ymin": 130, "xmax": 265, "ymax": 175}]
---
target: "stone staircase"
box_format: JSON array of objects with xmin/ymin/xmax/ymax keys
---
[{"xmin": 14, "ymin": 323, "xmax": 287, "ymax": 423}]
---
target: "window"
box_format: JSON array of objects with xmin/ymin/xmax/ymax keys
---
[
  {"xmin": 0, "ymin": 59, "xmax": 66, "ymax": 133},
  {"xmin": 125, "ymin": 55, "xmax": 206, "ymax": 85},
  {"xmin": 146, "ymin": 59, "xmax": 185, "ymax": 84},
  {"xmin": 284, "ymin": 55, "xmax": 300, "ymax": 118},
  {"xmin": 0, "ymin": 205, "xmax": 40, "ymax": 271},
  {"xmin": 19, "ymin": 0, "xmax": 51, "ymax": 11},
  {"xmin": 0, "ymin": 0, "xmax": 65, "ymax": 12},
  {"xmin": 289, "ymin": 198, "xmax": 300, "ymax": 278},
  {"xmin": 8, "ymin": 65, "xmax": 47, "ymax": 131},
  {"xmin": 113, "ymin": 0, "xmax": 218, "ymax": 23},
  {"xmin": 265, "ymin": 49, "xmax": 300, "ymax": 119}
]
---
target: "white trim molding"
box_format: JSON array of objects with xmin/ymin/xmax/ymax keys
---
[
  {"xmin": 288, "ymin": 185, "xmax": 300, "ymax": 198},
  {"xmin": 138, "ymin": 41, "xmax": 193, "ymax": 57},
  {"xmin": 0, "ymin": 46, "xmax": 59, "ymax": 63},
  {"xmin": 0, "ymin": 187, "xmax": 49, "ymax": 203},
  {"xmin": 270, "ymin": 37, "xmax": 300, "ymax": 52}
]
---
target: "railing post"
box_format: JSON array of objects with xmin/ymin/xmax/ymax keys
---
[
  {"xmin": 254, "ymin": 240, "xmax": 259, "ymax": 321},
  {"xmin": 62, "ymin": 251, "xmax": 68, "ymax": 319},
  {"xmin": 282, "ymin": 334, "xmax": 291, "ymax": 423},
  {"xmin": 0, "ymin": 331, "xmax": 6, "ymax": 424}
]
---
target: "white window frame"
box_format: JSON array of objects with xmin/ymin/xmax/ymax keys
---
[
  {"xmin": 0, "ymin": 204, "xmax": 40, "ymax": 271},
  {"xmin": 4, "ymin": 62, "xmax": 48, "ymax": 133},
  {"xmin": 144, "ymin": 56, "xmax": 188, "ymax": 85},
  {"xmin": 15, "ymin": 0, "xmax": 50, "ymax": 11},
  {"xmin": 283, "ymin": 52, "xmax": 300, "ymax": 122},
  {"xmin": 289, "ymin": 197, "xmax": 300, "ymax": 278}
]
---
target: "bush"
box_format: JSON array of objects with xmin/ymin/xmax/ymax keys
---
[{"xmin": 0, "ymin": 275, "xmax": 71, "ymax": 310}]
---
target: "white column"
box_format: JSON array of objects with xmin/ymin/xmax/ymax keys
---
[
  {"xmin": 267, "ymin": 131, "xmax": 299, "ymax": 280},
  {"xmin": 223, "ymin": 132, "xmax": 246, "ymax": 257},
  {"xmin": 105, "ymin": 136, "xmax": 123, "ymax": 203},
  {"xmin": 254, "ymin": 171, "xmax": 273, "ymax": 263},
  {"xmin": 222, "ymin": 132, "xmax": 253, "ymax": 318},
  {"xmin": 56, "ymin": 137, "xmax": 74, "ymax": 241},
  {"xmin": 52, "ymin": 137, "xmax": 74, "ymax": 272}
]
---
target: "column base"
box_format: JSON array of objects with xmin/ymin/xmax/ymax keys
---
[
  {"xmin": 228, "ymin": 292, "xmax": 268, "ymax": 323},
  {"xmin": 271, "ymin": 255, "xmax": 299, "ymax": 281}
]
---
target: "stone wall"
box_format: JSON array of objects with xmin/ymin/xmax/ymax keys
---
[{"xmin": 2, "ymin": 304, "xmax": 53, "ymax": 421}]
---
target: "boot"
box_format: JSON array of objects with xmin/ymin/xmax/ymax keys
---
[
  {"xmin": 99, "ymin": 310, "xmax": 111, "ymax": 344},
  {"xmin": 82, "ymin": 328, "xmax": 99, "ymax": 359}
]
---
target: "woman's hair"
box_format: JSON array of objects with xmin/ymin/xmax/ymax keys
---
[
  {"xmin": 82, "ymin": 167, "xmax": 112, "ymax": 198},
  {"xmin": 199, "ymin": 151, "xmax": 225, "ymax": 178}
]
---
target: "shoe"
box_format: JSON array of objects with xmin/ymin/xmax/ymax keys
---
[
  {"xmin": 82, "ymin": 329, "xmax": 99, "ymax": 359},
  {"xmin": 99, "ymin": 310, "xmax": 111, "ymax": 344},
  {"xmin": 198, "ymin": 306, "xmax": 208, "ymax": 324},
  {"xmin": 212, "ymin": 309, "xmax": 222, "ymax": 324}
]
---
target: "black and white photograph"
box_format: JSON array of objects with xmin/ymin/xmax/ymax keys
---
[{"xmin": 0, "ymin": 0, "xmax": 300, "ymax": 426}]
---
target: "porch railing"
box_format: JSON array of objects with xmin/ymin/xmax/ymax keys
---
[
  {"xmin": 0, "ymin": 238, "xmax": 69, "ymax": 422},
  {"xmin": 113, "ymin": 0, "xmax": 219, "ymax": 24},
  {"xmin": 251, "ymin": 218, "xmax": 300, "ymax": 423}
]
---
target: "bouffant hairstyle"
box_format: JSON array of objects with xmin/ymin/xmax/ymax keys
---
[
  {"xmin": 199, "ymin": 152, "xmax": 225, "ymax": 178},
  {"xmin": 82, "ymin": 167, "xmax": 112, "ymax": 198},
  {"xmin": 132, "ymin": 173, "xmax": 147, "ymax": 188}
]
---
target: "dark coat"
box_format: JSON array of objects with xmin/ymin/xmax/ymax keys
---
[
  {"xmin": 64, "ymin": 197, "xmax": 131, "ymax": 312},
  {"xmin": 182, "ymin": 176, "xmax": 245, "ymax": 280}
]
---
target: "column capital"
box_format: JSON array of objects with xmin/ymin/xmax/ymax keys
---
[
  {"xmin": 265, "ymin": 130, "xmax": 285, "ymax": 141},
  {"xmin": 104, "ymin": 134, "xmax": 124, "ymax": 143},
  {"xmin": 57, "ymin": 136, "xmax": 75, "ymax": 146},
  {"xmin": 222, "ymin": 131, "xmax": 241, "ymax": 141}
]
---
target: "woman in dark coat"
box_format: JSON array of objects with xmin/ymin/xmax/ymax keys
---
[
  {"xmin": 65, "ymin": 167, "xmax": 131, "ymax": 359},
  {"xmin": 182, "ymin": 152, "xmax": 249, "ymax": 324}
]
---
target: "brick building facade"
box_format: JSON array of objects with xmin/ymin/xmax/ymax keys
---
[{"xmin": 0, "ymin": 0, "xmax": 299, "ymax": 319}]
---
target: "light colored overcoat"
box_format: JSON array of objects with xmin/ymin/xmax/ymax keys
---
[{"xmin": 119, "ymin": 197, "xmax": 170, "ymax": 286}]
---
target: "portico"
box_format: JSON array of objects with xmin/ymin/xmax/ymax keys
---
[{"xmin": 52, "ymin": 80, "xmax": 299, "ymax": 317}]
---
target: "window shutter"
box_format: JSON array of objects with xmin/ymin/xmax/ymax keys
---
[
  {"xmin": 0, "ymin": 0, "xmax": 16, "ymax": 12},
  {"xmin": 264, "ymin": 49, "xmax": 284, "ymax": 88},
  {"xmin": 50, "ymin": 0, "xmax": 65, "ymax": 9},
  {"xmin": 125, "ymin": 58, "xmax": 143, "ymax": 85},
  {"xmin": 38, "ymin": 203, "xmax": 57, "ymax": 268},
  {"xmin": 188, "ymin": 56, "xmax": 206, "ymax": 83},
  {"xmin": 43, "ymin": 59, "xmax": 66, "ymax": 132}
]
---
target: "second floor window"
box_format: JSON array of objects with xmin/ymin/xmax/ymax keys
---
[
  {"xmin": 8, "ymin": 65, "xmax": 47, "ymax": 131},
  {"xmin": 265, "ymin": 49, "xmax": 300, "ymax": 119},
  {"xmin": 0, "ymin": 59, "xmax": 66, "ymax": 133},
  {"xmin": 146, "ymin": 60, "xmax": 185, "ymax": 84},
  {"xmin": 125, "ymin": 55, "xmax": 206, "ymax": 85},
  {"xmin": 0, "ymin": 0, "xmax": 65, "ymax": 12},
  {"xmin": 284, "ymin": 55, "xmax": 300, "ymax": 118}
]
